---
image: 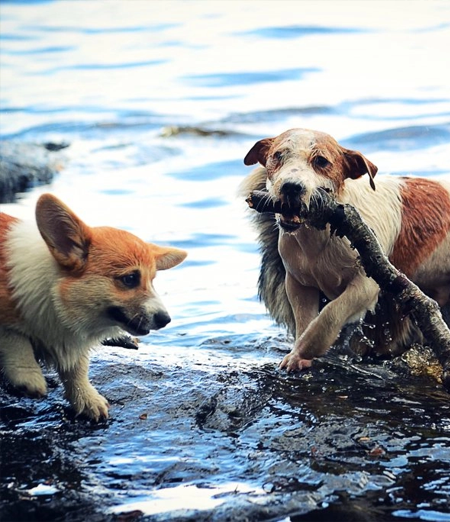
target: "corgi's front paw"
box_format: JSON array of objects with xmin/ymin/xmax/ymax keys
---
[
  {"xmin": 7, "ymin": 368, "xmax": 48, "ymax": 398},
  {"xmin": 69, "ymin": 385, "xmax": 110, "ymax": 422},
  {"xmin": 81, "ymin": 393, "xmax": 110, "ymax": 422}
]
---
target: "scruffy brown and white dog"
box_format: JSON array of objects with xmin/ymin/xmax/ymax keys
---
[
  {"xmin": 241, "ymin": 128, "xmax": 450, "ymax": 371},
  {"xmin": 0, "ymin": 194, "xmax": 187, "ymax": 420}
]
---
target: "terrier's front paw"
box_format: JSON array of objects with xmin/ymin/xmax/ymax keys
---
[{"xmin": 279, "ymin": 352, "xmax": 313, "ymax": 372}]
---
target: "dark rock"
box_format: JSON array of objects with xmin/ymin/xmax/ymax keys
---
[
  {"xmin": 0, "ymin": 141, "xmax": 68, "ymax": 203},
  {"xmin": 102, "ymin": 336, "xmax": 140, "ymax": 350}
]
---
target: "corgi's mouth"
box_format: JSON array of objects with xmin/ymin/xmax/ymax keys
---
[{"xmin": 107, "ymin": 306, "xmax": 151, "ymax": 336}]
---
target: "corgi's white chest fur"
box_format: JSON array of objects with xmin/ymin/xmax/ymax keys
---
[{"xmin": 5, "ymin": 220, "xmax": 122, "ymax": 369}]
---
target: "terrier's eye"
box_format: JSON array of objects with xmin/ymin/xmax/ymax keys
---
[
  {"xmin": 314, "ymin": 155, "xmax": 330, "ymax": 168},
  {"xmin": 273, "ymin": 151, "xmax": 283, "ymax": 162},
  {"xmin": 119, "ymin": 271, "xmax": 141, "ymax": 289}
]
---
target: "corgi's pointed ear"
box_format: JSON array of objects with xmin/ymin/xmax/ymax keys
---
[
  {"xmin": 342, "ymin": 148, "xmax": 378, "ymax": 191},
  {"xmin": 36, "ymin": 194, "xmax": 91, "ymax": 272},
  {"xmin": 152, "ymin": 246, "xmax": 187, "ymax": 271}
]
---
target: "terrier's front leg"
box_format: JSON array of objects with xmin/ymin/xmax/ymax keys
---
[
  {"xmin": 59, "ymin": 354, "xmax": 109, "ymax": 421},
  {"xmin": 279, "ymin": 275, "xmax": 319, "ymax": 371},
  {"xmin": 281, "ymin": 274, "xmax": 380, "ymax": 372}
]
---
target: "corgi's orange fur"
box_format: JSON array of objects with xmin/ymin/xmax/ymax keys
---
[{"xmin": 0, "ymin": 194, "xmax": 187, "ymax": 420}]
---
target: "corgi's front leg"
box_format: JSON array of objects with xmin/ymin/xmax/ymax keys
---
[
  {"xmin": 0, "ymin": 328, "xmax": 47, "ymax": 397},
  {"xmin": 59, "ymin": 354, "xmax": 109, "ymax": 421}
]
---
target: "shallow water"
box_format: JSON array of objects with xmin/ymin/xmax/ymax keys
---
[{"xmin": 1, "ymin": 1, "xmax": 450, "ymax": 521}]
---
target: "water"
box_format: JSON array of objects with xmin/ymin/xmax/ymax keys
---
[{"xmin": 1, "ymin": 1, "xmax": 450, "ymax": 521}]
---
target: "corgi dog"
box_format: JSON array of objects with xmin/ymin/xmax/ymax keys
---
[{"xmin": 0, "ymin": 194, "xmax": 187, "ymax": 420}]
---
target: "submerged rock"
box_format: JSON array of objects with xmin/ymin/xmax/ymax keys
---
[
  {"xmin": 160, "ymin": 125, "xmax": 237, "ymax": 137},
  {"xmin": 0, "ymin": 141, "xmax": 69, "ymax": 203}
]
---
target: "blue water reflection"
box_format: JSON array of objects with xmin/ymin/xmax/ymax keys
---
[
  {"xmin": 167, "ymin": 159, "xmax": 244, "ymax": 181},
  {"xmin": 240, "ymin": 25, "xmax": 364, "ymax": 39},
  {"xmin": 183, "ymin": 68, "xmax": 320, "ymax": 87}
]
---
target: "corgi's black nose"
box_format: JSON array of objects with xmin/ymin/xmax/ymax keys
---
[{"xmin": 154, "ymin": 311, "xmax": 171, "ymax": 329}]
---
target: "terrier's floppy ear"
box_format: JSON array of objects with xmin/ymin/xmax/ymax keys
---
[
  {"xmin": 342, "ymin": 148, "xmax": 378, "ymax": 191},
  {"xmin": 152, "ymin": 245, "xmax": 187, "ymax": 271},
  {"xmin": 36, "ymin": 194, "xmax": 92, "ymax": 272},
  {"xmin": 244, "ymin": 137, "xmax": 275, "ymax": 166}
]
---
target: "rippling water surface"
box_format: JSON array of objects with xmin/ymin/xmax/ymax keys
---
[{"xmin": 1, "ymin": 1, "xmax": 450, "ymax": 521}]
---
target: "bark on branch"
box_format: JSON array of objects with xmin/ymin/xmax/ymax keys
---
[{"xmin": 246, "ymin": 189, "xmax": 450, "ymax": 390}]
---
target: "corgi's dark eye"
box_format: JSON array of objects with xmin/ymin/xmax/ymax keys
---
[
  {"xmin": 119, "ymin": 271, "xmax": 141, "ymax": 289},
  {"xmin": 314, "ymin": 155, "xmax": 330, "ymax": 168}
]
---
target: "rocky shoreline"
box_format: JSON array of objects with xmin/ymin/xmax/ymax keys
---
[{"xmin": 0, "ymin": 141, "xmax": 68, "ymax": 203}]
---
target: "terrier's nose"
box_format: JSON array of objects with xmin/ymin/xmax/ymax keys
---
[
  {"xmin": 280, "ymin": 181, "xmax": 305, "ymax": 197},
  {"xmin": 280, "ymin": 181, "xmax": 305, "ymax": 208}
]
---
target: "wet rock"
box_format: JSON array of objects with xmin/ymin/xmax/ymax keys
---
[
  {"xmin": 195, "ymin": 370, "xmax": 273, "ymax": 433},
  {"xmin": 1, "ymin": 339, "xmax": 450, "ymax": 522},
  {"xmin": 0, "ymin": 141, "xmax": 69, "ymax": 203},
  {"xmin": 102, "ymin": 336, "xmax": 140, "ymax": 350}
]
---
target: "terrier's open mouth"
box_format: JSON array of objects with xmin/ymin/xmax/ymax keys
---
[
  {"xmin": 278, "ymin": 213, "xmax": 306, "ymax": 231},
  {"xmin": 276, "ymin": 197, "xmax": 308, "ymax": 231}
]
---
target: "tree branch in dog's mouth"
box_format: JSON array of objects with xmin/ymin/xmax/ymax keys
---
[
  {"xmin": 246, "ymin": 190, "xmax": 309, "ymax": 231},
  {"xmin": 246, "ymin": 189, "xmax": 332, "ymax": 228},
  {"xmin": 245, "ymin": 188, "xmax": 450, "ymax": 391}
]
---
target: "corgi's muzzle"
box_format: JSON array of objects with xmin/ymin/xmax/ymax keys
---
[{"xmin": 107, "ymin": 306, "xmax": 171, "ymax": 335}]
